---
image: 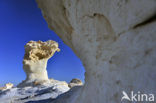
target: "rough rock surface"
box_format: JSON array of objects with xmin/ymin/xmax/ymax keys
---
[
  {"xmin": 36, "ymin": 0, "xmax": 156, "ymax": 103},
  {"xmin": 18, "ymin": 40, "xmax": 60, "ymax": 87},
  {"xmin": 68, "ymin": 79, "xmax": 83, "ymax": 88},
  {"xmin": 0, "ymin": 79, "xmax": 69, "ymax": 103}
]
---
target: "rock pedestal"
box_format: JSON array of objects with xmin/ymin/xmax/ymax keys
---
[{"xmin": 18, "ymin": 40, "xmax": 60, "ymax": 87}]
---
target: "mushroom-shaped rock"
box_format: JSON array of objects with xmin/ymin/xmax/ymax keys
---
[
  {"xmin": 18, "ymin": 40, "xmax": 60, "ymax": 87},
  {"xmin": 68, "ymin": 78, "xmax": 83, "ymax": 88}
]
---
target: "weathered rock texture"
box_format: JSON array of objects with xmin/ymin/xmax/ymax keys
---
[
  {"xmin": 18, "ymin": 40, "xmax": 60, "ymax": 87},
  {"xmin": 36, "ymin": 0, "xmax": 156, "ymax": 103},
  {"xmin": 0, "ymin": 80, "xmax": 69, "ymax": 103},
  {"xmin": 68, "ymin": 78, "xmax": 83, "ymax": 88}
]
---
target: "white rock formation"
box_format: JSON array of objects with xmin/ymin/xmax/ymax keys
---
[
  {"xmin": 36, "ymin": 0, "xmax": 156, "ymax": 103},
  {"xmin": 18, "ymin": 40, "xmax": 60, "ymax": 87},
  {"xmin": 0, "ymin": 83, "xmax": 13, "ymax": 91},
  {"xmin": 68, "ymin": 78, "xmax": 83, "ymax": 88}
]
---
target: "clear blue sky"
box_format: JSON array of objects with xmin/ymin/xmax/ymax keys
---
[{"xmin": 0, "ymin": 0, "xmax": 85, "ymax": 86}]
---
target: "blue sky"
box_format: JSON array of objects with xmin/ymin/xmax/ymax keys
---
[{"xmin": 0, "ymin": 0, "xmax": 85, "ymax": 86}]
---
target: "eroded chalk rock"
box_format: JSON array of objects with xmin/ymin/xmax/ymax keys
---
[
  {"xmin": 18, "ymin": 40, "xmax": 60, "ymax": 87},
  {"xmin": 68, "ymin": 78, "xmax": 83, "ymax": 88},
  {"xmin": 36, "ymin": 0, "xmax": 156, "ymax": 103}
]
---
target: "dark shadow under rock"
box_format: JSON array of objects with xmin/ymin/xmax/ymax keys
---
[{"xmin": 25, "ymin": 98, "xmax": 55, "ymax": 103}]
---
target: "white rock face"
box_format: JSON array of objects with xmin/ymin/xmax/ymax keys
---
[
  {"xmin": 18, "ymin": 40, "xmax": 60, "ymax": 87},
  {"xmin": 36, "ymin": 0, "xmax": 156, "ymax": 103}
]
